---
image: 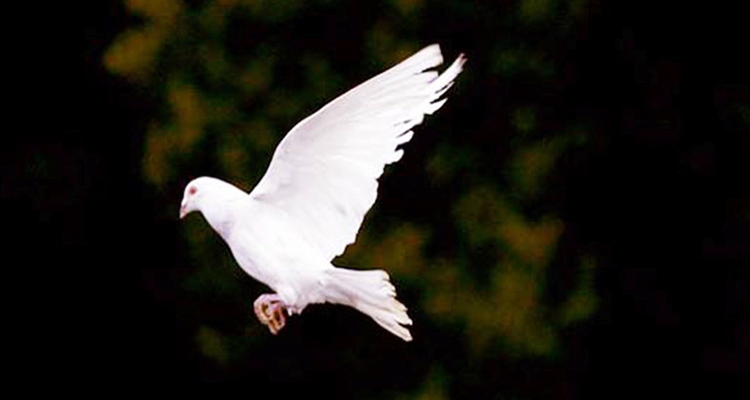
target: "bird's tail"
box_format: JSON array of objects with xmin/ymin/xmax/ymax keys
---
[{"xmin": 323, "ymin": 267, "xmax": 412, "ymax": 341}]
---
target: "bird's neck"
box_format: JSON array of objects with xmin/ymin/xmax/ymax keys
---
[{"xmin": 200, "ymin": 189, "xmax": 246, "ymax": 239}]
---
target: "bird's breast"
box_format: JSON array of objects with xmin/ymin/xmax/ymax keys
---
[{"xmin": 224, "ymin": 200, "xmax": 329, "ymax": 301}]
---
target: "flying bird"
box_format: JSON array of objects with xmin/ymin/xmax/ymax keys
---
[{"xmin": 180, "ymin": 44, "xmax": 465, "ymax": 341}]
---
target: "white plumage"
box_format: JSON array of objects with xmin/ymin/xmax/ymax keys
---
[{"xmin": 180, "ymin": 44, "xmax": 465, "ymax": 341}]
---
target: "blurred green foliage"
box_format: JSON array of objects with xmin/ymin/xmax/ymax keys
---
[{"xmin": 106, "ymin": 0, "xmax": 599, "ymax": 394}]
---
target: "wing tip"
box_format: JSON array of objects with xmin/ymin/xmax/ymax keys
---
[
  {"xmin": 407, "ymin": 43, "xmax": 444, "ymax": 70},
  {"xmin": 449, "ymin": 52, "xmax": 468, "ymax": 73},
  {"xmin": 423, "ymin": 44, "xmax": 468, "ymax": 65}
]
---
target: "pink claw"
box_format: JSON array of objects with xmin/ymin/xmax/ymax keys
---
[{"xmin": 253, "ymin": 294, "xmax": 287, "ymax": 334}]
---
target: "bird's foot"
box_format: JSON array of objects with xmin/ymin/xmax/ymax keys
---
[{"xmin": 253, "ymin": 294, "xmax": 287, "ymax": 335}]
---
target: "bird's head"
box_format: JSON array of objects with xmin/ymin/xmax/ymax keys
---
[
  {"xmin": 179, "ymin": 176, "xmax": 247, "ymax": 220},
  {"xmin": 179, "ymin": 178, "xmax": 205, "ymax": 219},
  {"xmin": 180, "ymin": 177, "xmax": 227, "ymax": 219}
]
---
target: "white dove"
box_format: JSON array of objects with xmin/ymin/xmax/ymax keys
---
[{"xmin": 179, "ymin": 44, "xmax": 465, "ymax": 341}]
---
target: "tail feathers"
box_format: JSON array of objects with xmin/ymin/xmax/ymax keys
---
[{"xmin": 323, "ymin": 267, "xmax": 413, "ymax": 341}]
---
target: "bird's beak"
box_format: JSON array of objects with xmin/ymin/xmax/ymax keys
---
[{"xmin": 179, "ymin": 202, "xmax": 187, "ymax": 219}]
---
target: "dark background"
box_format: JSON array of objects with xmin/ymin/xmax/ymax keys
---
[{"xmin": 6, "ymin": 0, "xmax": 748, "ymax": 396}]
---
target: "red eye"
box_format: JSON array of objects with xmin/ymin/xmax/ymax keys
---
[{"xmin": 188, "ymin": 186, "xmax": 197, "ymax": 195}]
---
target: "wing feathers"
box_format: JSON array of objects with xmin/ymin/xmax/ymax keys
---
[{"xmin": 250, "ymin": 45, "xmax": 465, "ymax": 259}]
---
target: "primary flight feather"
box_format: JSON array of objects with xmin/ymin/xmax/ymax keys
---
[{"xmin": 180, "ymin": 44, "xmax": 466, "ymax": 341}]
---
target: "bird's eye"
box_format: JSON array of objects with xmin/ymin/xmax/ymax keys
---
[{"xmin": 188, "ymin": 186, "xmax": 197, "ymax": 195}]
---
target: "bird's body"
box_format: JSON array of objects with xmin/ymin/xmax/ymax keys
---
[
  {"xmin": 180, "ymin": 45, "xmax": 465, "ymax": 341},
  {"xmin": 224, "ymin": 190, "xmax": 332, "ymax": 309},
  {"xmin": 192, "ymin": 178, "xmax": 316, "ymax": 299}
]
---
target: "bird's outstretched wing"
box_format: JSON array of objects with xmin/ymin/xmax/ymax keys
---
[{"xmin": 250, "ymin": 44, "xmax": 466, "ymax": 260}]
